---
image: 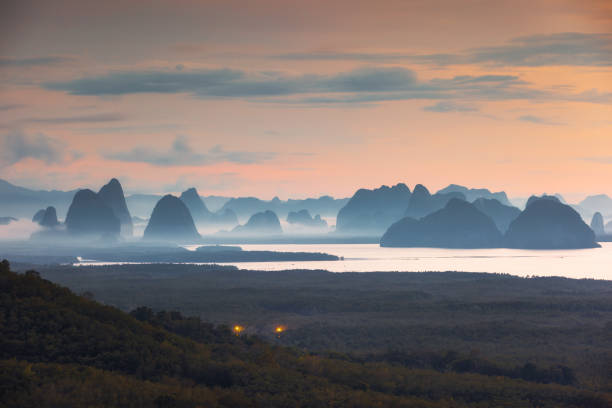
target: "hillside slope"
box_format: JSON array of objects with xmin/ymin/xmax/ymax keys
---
[{"xmin": 1, "ymin": 260, "xmax": 610, "ymax": 407}]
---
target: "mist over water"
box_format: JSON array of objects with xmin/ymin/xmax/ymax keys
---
[{"xmin": 0, "ymin": 220, "xmax": 42, "ymax": 241}]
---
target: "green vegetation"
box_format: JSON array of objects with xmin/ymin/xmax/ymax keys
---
[
  {"xmin": 0, "ymin": 243, "xmax": 339, "ymax": 264},
  {"xmin": 2, "ymin": 260, "xmax": 612, "ymax": 406}
]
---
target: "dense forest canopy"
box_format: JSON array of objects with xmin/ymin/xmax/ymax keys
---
[{"xmin": 1, "ymin": 260, "xmax": 612, "ymax": 407}]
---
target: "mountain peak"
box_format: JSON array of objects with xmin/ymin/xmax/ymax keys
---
[
  {"xmin": 180, "ymin": 187, "xmax": 212, "ymax": 223},
  {"xmin": 382, "ymin": 199, "xmax": 502, "ymax": 248},
  {"xmin": 180, "ymin": 187, "xmax": 200, "ymax": 200},
  {"xmin": 65, "ymin": 189, "xmax": 121, "ymax": 237},
  {"xmin": 412, "ymin": 184, "xmax": 431, "ymax": 196},
  {"xmin": 233, "ymin": 210, "xmax": 282, "ymax": 234},
  {"xmin": 506, "ymin": 199, "xmax": 598, "ymax": 249},
  {"xmin": 144, "ymin": 195, "xmax": 200, "ymax": 241},
  {"xmin": 526, "ymin": 194, "xmax": 560, "ymax": 208},
  {"xmin": 591, "ymin": 212, "xmax": 605, "ymax": 236},
  {"xmin": 40, "ymin": 206, "xmax": 59, "ymax": 228},
  {"xmin": 98, "ymin": 178, "xmax": 133, "ymax": 236}
]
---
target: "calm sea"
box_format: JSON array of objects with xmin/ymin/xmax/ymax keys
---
[{"xmin": 77, "ymin": 242, "xmax": 612, "ymax": 280}]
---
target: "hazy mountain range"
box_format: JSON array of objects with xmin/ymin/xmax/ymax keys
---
[
  {"xmin": 381, "ymin": 196, "xmax": 599, "ymax": 249},
  {"xmin": 0, "ymin": 179, "xmax": 77, "ymax": 219},
  {"xmin": 0, "ymin": 178, "xmax": 349, "ymax": 222},
  {"xmin": 0, "ymin": 179, "xmax": 612, "ymax": 248},
  {"xmin": 2, "ymin": 177, "xmax": 612, "ymax": 222}
]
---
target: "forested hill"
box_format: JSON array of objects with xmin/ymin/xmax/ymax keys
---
[{"xmin": 1, "ymin": 260, "xmax": 610, "ymax": 407}]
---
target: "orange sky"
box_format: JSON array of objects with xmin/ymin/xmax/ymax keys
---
[{"xmin": 1, "ymin": 0, "xmax": 611, "ymax": 202}]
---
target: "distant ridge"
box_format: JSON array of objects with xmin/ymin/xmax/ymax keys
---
[
  {"xmin": 0, "ymin": 178, "xmax": 76, "ymax": 219},
  {"xmin": 591, "ymin": 212, "xmax": 605, "ymax": 236},
  {"xmin": 180, "ymin": 187, "xmax": 213, "ymax": 223},
  {"xmin": 287, "ymin": 209, "xmax": 327, "ymax": 228},
  {"xmin": 180, "ymin": 187, "xmax": 238, "ymax": 228},
  {"xmin": 232, "ymin": 210, "xmax": 282, "ymax": 235},
  {"xmin": 436, "ymin": 184, "xmax": 511, "ymax": 206},
  {"xmin": 405, "ymin": 184, "xmax": 465, "ymax": 219},
  {"xmin": 576, "ymin": 194, "xmax": 612, "ymax": 222},
  {"xmin": 472, "ymin": 198, "xmax": 520, "ymax": 233},
  {"xmin": 221, "ymin": 195, "xmax": 348, "ymax": 222},
  {"xmin": 336, "ymin": 183, "xmax": 411, "ymax": 234}
]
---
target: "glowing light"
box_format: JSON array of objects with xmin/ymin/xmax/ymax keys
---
[
  {"xmin": 275, "ymin": 326, "xmax": 285, "ymax": 333},
  {"xmin": 233, "ymin": 325, "xmax": 244, "ymax": 334}
]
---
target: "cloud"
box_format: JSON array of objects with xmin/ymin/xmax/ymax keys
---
[
  {"xmin": 270, "ymin": 51, "xmax": 465, "ymax": 65},
  {"xmin": 567, "ymin": 89, "xmax": 612, "ymax": 104},
  {"xmin": 423, "ymin": 102, "xmax": 478, "ymax": 112},
  {"xmin": 0, "ymin": 131, "xmax": 74, "ymax": 166},
  {"xmin": 443, "ymin": 75, "xmax": 521, "ymax": 84},
  {"xmin": 0, "ymin": 56, "xmax": 74, "ymax": 67},
  {"xmin": 518, "ymin": 115, "xmax": 564, "ymax": 125},
  {"xmin": 0, "ymin": 104, "xmax": 23, "ymax": 111},
  {"xmin": 0, "ymin": 219, "xmax": 42, "ymax": 241},
  {"xmin": 84, "ymin": 123, "xmax": 182, "ymax": 134},
  {"xmin": 272, "ymin": 32, "xmax": 612, "ymax": 67},
  {"xmin": 25, "ymin": 113, "xmax": 125, "ymax": 124},
  {"xmin": 271, "ymin": 51, "xmax": 414, "ymax": 62},
  {"xmin": 581, "ymin": 157, "xmax": 612, "ymax": 164},
  {"xmin": 206, "ymin": 145, "xmax": 276, "ymax": 164},
  {"xmin": 468, "ymin": 32, "xmax": 612, "ymax": 67},
  {"xmin": 104, "ymin": 135, "xmax": 276, "ymax": 166},
  {"xmin": 45, "ymin": 67, "xmax": 420, "ymax": 97},
  {"xmin": 44, "ymin": 66, "xmax": 560, "ymax": 105},
  {"xmin": 266, "ymin": 74, "xmax": 543, "ymax": 105},
  {"xmin": 321, "ymin": 67, "xmax": 417, "ymax": 92},
  {"xmin": 45, "ymin": 69, "xmax": 245, "ymax": 96}
]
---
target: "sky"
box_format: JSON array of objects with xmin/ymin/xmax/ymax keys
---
[{"xmin": 1, "ymin": 0, "xmax": 611, "ymax": 201}]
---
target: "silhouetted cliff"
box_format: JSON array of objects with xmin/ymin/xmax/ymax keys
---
[
  {"xmin": 39, "ymin": 206, "xmax": 59, "ymax": 228},
  {"xmin": 65, "ymin": 189, "xmax": 120, "ymax": 237},
  {"xmin": 405, "ymin": 184, "xmax": 465, "ymax": 219},
  {"xmin": 232, "ymin": 210, "xmax": 282, "ymax": 234},
  {"xmin": 336, "ymin": 183, "xmax": 411, "ymax": 234},
  {"xmin": 143, "ymin": 195, "xmax": 200, "ymax": 241},
  {"xmin": 180, "ymin": 188, "xmax": 238, "ymax": 229},
  {"xmin": 98, "ymin": 178, "xmax": 133, "ymax": 236},
  {"xmin": 180, "ymin": 188, "xmax": 212, "ymax": 223},
  {"xmin": 525, "ymin": 194, "xmax": 560, "ymax": 208},
  {"xmin": 32, "ymin": 209, "xmax": 45, "ymax": 223},
  {"xmin": 381, "ymin": 198, "xmax": 502, "ymax": 248},
  {"xmin": 437, "ymin": 184, "xmax": 511, "ymax": 205},
  {"xmin": 221, "ymin": 195, "xmax": 348, "ymax": 221},
  {"xmin": 287, "ymin": 209, "xmax": 327, "ymax": 228},
  {"xmin": 505, "ymin": 199, "xmax": 599, "ymax": 249},
  {"xmin": 590, "ymin": 212, "xmax": 605, "ymax": 236}
]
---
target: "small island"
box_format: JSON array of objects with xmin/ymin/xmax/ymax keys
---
[{"xmin": 77, "ymin": 245, "xmax": 339, "ymax": 263}]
